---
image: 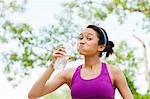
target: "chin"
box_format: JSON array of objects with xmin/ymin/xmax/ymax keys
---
[
  {"xmin": 78, "ymin": 48, "xmax": 88, "ymax": 54},
  {"xmin": 78, "ymin": 51, "xmax": 87, "ymax": 56}
]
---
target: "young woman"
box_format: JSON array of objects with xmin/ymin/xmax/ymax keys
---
[{"xmin": 28, "ymin": 25, "xmax": 133, "ymax": 99}]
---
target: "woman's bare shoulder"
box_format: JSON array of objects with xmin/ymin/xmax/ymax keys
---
[
  {"xmin": 63, "ymin": 67, "xmax": 78, "ymax": 80},
  {"xmin": 107, "ymin": 64, "xmax": 121, "ymax": 72},
  {"xmin": 64, "ymin": 67, "xmax": 76, "ymax": 75},
  {"xmin": 105, "ymin": 63, "xmax": 122, "ymax": 83},
  {"xmin": 107, "ymin": 64, "xmax": 124, "ymax": 79},
  {"xmin": 60, "ymin": 66, "xmax": 79, "ymax": 86}
]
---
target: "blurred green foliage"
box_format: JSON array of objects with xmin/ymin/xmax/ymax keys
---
[
  {"xmin": 0, "ymin": 0, "xmax": 149, "ymax": 98},
  {"xmin": 44, "ymin": 0, "xmax": 150, "ymax": 98}
]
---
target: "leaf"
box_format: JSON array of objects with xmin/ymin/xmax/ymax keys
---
[
  {"xmin": 10, "ymin": 53, "xmax": 18, "ymax": 61},
  {"xmin": 94, "ymin": 8, "xmax": 107, "ymax": 20},
  {"xmin": 9, "ymin": 1, "xmax": 17, "ymax": 9},
  {"xmin": 122, "ymin": 0, "xmax": 127, "ymax": 9},
  {"xmin": 113, "ymin": 0, "xmax": 120, "ymax": 5}
]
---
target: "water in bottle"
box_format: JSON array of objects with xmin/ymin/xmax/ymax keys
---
[{"xmin": 54, "ymin": 44, "xmax": 71, "ymax": 71}]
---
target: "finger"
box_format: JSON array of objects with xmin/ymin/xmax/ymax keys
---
[
  {"xmin": 57, "ymin": 47, "xmax": 66, "ymax": 53},
  {"xmin": 54, "ymin": 54, "xmax": 64, "ymax": 58},
  {"xmin": 53, "ymin": 51, "xmax": 66, "ymax": 57},
  {"xmin": 55, "ymin": 51, "xmax": 66, "ymax": 55}
]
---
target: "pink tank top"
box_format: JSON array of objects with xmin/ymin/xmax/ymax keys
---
[{"xmin": 71, "ymin": 63, "xmax": 116, "ymax": 99}]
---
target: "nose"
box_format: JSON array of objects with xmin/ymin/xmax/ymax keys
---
[
  {"xmin": 77, "ymin": 38, "xmax": 85, "ymax": 46},
  {"xmin": 79, "ymin": 37, "xmax": 87, "ymax": 43},
  {"xmin": 79, "ymin": 38, "xmax": 86, "ymax": 45}
]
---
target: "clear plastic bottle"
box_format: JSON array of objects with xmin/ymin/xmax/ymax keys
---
[
  {"xmin": 54, "ymin": 55, "xmax": 69, "ymax": 71},
  {"xmin": 54, "ymin": 44, "xmax": 71, "ymax": 72}
]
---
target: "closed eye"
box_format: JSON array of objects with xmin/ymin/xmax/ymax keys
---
[
  {"xmin": 79, "ymin": 37, "xmax": 83, "ymax": 40},
  {"xmin": 87, "ymin": 37, "xmax": 93, "ymax": 40}
]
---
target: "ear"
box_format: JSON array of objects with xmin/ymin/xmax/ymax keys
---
[{"xmin": 98, "ymin": 45, "xmax": 105, "ymax": 51}]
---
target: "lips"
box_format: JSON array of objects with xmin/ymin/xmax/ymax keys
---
[{"xmin": 78, "ymin": 44, "xmax": 84, "ymax": 49}]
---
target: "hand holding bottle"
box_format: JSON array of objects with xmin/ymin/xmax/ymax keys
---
[{"xmin": 52, "ymin": 45, "xmax": 70, "ymax": 71}]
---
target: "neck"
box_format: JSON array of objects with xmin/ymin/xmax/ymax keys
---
[{"xmin": 84, "ymin": 54, "xmax": 101, "ymax": 69}]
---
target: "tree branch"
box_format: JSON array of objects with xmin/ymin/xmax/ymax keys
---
[{"xmin": 133, "ymin": 34, "xmax": 150, "ymax": 92}]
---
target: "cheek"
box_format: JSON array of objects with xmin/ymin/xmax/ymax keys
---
[
  {"xmin": 87, "ymin": 42, "xmax": 99, "ymax": 53},
  {"xmin": 87, "ymin": 42, "xmax": 98, "ymax": 47}
]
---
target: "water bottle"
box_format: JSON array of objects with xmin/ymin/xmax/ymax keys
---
[
  {"xmin": 54, "ymin": 55, "xmax": 69, "ymax": 71},
  {"xmin": 54, "ymin": 44, "xmax": 71, "ymax": 72}
]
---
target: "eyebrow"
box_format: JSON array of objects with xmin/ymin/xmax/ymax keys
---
[{"xmin": 80, "ymin": 32, "xmax": 94, "ymax": 36}]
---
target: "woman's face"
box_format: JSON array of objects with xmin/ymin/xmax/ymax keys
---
[{"xmin": 77, "ymin": 28, "xmax": 101, "ymax": 56}]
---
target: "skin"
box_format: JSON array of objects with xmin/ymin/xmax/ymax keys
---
[{"xmin": 28, "ymin": 28, "xmax": 133, "ymax": 99}]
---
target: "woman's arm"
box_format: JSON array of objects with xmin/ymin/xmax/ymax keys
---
[
  {"xmin": 28, "ymin": 62, "xmax": 55, "ymax": 99},
  {"xmin": 28, "ymin": 61, "xmax": 66, "ymax": 98},
  {"xmin": 28, "ymin": 46, "xmax": 68, "ymax": 99},
  {"xmin": 114, "ymin": 67, "xmax": 133, "ymax": 99}
]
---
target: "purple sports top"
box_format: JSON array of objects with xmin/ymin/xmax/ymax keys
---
[{"xmin": 71, "ymin": 63, "xmax": 116, "ymax": 99}]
